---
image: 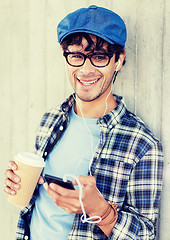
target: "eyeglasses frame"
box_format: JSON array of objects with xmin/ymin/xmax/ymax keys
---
[{"xmin": 63, "ymin": 51, "xmax": 114, "ymax": 68}]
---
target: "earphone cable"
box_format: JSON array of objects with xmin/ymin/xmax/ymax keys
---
[{"xmin": 64, "ymin": 70, "xmax": 117, "ymax": 224}]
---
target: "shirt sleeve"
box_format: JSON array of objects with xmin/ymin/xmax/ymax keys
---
[{"xmin": 109, "ymin": 141, "xmax": 163, "ymax": 240}]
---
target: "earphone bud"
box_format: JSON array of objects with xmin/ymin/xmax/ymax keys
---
[{"xmin": 116, "ymin": 59, "xmax": 121, "ymax": 71}]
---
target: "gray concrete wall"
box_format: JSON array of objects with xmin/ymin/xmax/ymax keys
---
[{"xmin": 0, "ymin": 1, "xmax": 169, "ymax": 239}]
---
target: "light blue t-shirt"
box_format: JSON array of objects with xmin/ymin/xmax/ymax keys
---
[{"xmin": 30, "ymin": 105, "xmax": 100, "ymax": 240}]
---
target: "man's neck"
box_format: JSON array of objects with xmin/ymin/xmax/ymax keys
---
[{"xmin": 74, "ymin": 93, "xmax": 117, "ymax": 119}]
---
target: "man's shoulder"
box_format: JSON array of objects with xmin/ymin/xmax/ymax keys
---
[
  {"xmin": 124, "ymin": 110, "xmax": 157, "ymax": 141},
  {"xmin": 121, "ymin": 109, "xmax": 163, "ymax": 158},
  {"xmin": 40, "ymin": 94, "xmax": 74, "ymax": 127},
  {"xmin": 113, "ymin": 95, "xmax": 160, "ymax": 145},
  {"xmin": 40, "ymin": 105, "xmax": 62, "ymax": 126}
]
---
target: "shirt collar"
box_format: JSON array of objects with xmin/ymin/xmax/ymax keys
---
[
  {"xmin": 60, "ymin": 93, "xmax": 75, "ymax": 113},
  {"xmin": 60, "ymin": 93, "xmax": 127, "ymax": 128},
  {"xmin": 97, "ymin": 94, "xmax": 127, "ymax": 129}
]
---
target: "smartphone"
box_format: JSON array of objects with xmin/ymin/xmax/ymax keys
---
[{"xmin": 44, "ymin": 174, "xmax": 75, "ymax": 190}]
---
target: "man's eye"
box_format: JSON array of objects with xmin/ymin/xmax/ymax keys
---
[
  {"xmin": 93, "ymin": 55, "xmax": 107, "ymax": 61},
  {"xmin": 71, "ymin": 54, "xmax": 83, "ymax": 59}
]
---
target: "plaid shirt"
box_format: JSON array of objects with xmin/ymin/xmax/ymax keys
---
[{"xmin": 16, "ymin": 94, "xmax": 163, "ymax": 240}]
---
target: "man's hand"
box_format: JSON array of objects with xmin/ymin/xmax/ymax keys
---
[
  {"xmin": 4, "ymin": 161, "xmax": 21, "ymax": 195},
  {"xmin": 43, "ymin": 175, "xmax": 116, "ymax": 237},
  {"xmin": 43, "ymin": 175, "xmax": 107, "ymax": 216},
  {"xmin": 4, "ymin": 161, "xmax": 44, "ymax": 195}
]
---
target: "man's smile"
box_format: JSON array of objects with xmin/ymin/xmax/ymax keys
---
[{"xmin": 76, "ymin": 77, "xmax": 101, "ymax": 86}]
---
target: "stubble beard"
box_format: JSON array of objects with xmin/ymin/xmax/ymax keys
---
[{"xmin": 74, "ymin": 77, "xmax": 113, "ymax": 103}]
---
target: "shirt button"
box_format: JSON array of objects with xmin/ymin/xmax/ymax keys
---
[
  {"xmin": 24, "ymin": 236, "xmax": 29, "ymax": 240},
  {"xmin": 59, "ymin": 126, "xmax": 64, "ymax": 131},
  {"xmin": 44, "ymin": 152, "xmax": 47, "ymax": 156}
]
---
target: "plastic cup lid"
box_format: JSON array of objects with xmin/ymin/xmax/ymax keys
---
[{"xmin": 15, "ymin": 152, "xmax": 45, "ymax": 167}]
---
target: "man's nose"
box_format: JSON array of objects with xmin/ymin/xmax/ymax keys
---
[{"xmin": 79, "ymin": 58, "xmax": 95, "ymax": 75}]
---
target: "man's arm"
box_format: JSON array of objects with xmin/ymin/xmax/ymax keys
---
[
  {"xmin": 108, "ymin": 141, "xmax": 163, "ymax": 239},
  {"xmin": 43, "ymin": 141, "xmax": 163, "ymax": 239}
]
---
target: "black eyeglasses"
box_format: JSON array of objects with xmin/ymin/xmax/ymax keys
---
[{"xmin": 63, "ymin": 51, "xmax": 114, "ymax": 68}]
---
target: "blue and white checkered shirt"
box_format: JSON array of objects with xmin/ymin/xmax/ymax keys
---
[{"xmin": 16, "ymin": 94, "xmax": 163, "ymax": 240}]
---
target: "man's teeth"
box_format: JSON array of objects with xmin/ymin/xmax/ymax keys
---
[{"xmin": 78, "ymin": 78, "xmax": 99, "ymax": 85}]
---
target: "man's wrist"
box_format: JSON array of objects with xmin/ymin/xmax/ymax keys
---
[
  {"xmin": 89, "ymin": 199, "xmax": 118, "ymax": 227},
  {"xmin": 96, "ymin": 202, "xmax": 118, "ymax": 226}
]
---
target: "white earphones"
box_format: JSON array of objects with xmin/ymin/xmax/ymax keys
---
[{"xmin": 116, "ymin": 59, "xmax": 121, "ymax": 71}]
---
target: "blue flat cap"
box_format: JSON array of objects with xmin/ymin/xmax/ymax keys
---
[{"xmin": 57, "ymin": 5, "xmax": 127, "ymax": 47}]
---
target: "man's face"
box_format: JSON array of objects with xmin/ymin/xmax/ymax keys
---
[{"xmin": 64, "ymin": 35, "xmax": 117, "ymax": 103}]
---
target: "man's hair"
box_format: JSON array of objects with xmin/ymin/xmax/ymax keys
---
[{"xmin": 60, "ymin": 33, "xmax": 125, "ymax": 65}]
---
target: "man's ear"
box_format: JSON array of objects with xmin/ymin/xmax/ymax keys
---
[{"xmin": 115, "ymin": 52, "xmax": 126, "ymax": 71}]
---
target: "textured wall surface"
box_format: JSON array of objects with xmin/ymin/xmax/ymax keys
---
[{"xmin": 0, "ymin": 1, "xmax": 169, "ymax": 239}]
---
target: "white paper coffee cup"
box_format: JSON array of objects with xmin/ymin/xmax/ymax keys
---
[{"xmin": 8, "ymin": 152, "xmax": 45, "ymax": 207}]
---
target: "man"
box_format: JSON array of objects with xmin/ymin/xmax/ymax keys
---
[{"xmin": 4, "ymin": 5, "xmax": 163, "ymax": 240}]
